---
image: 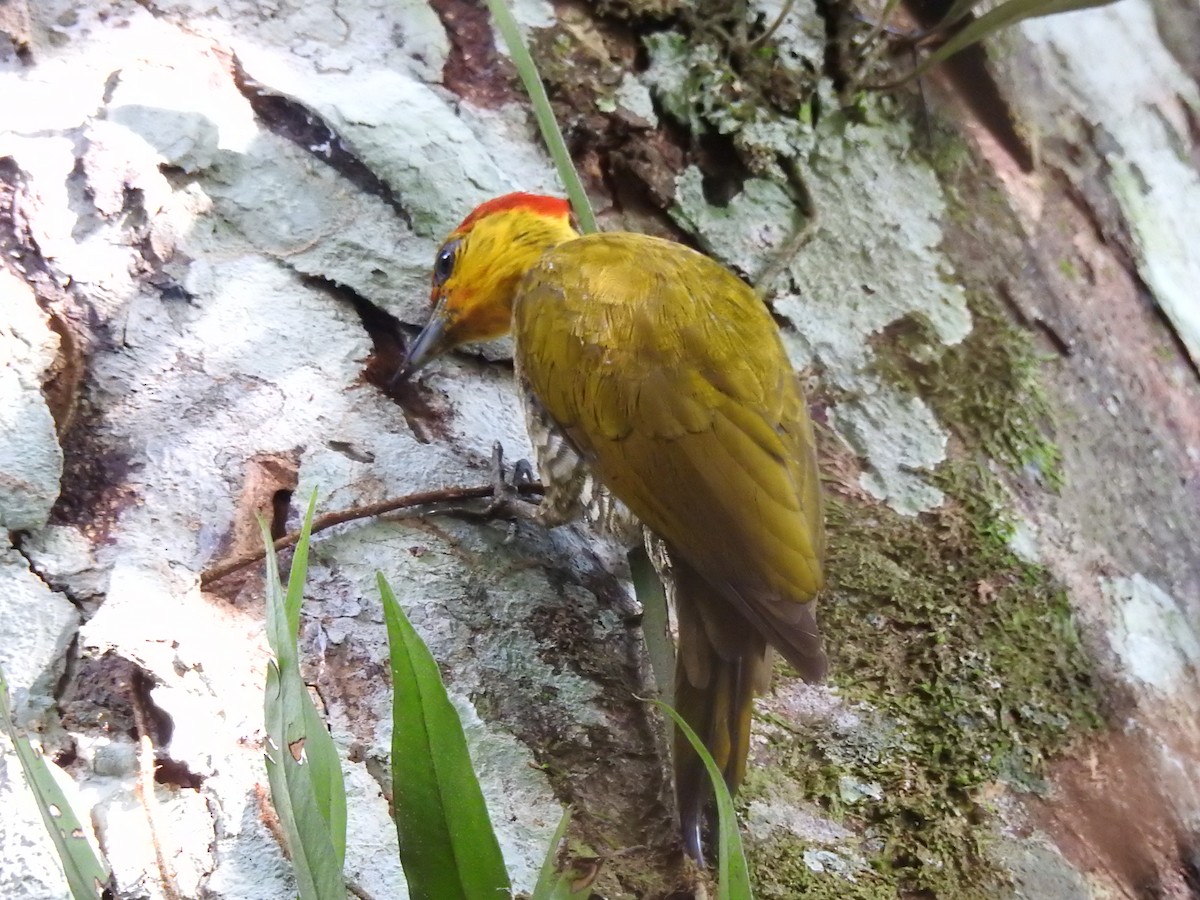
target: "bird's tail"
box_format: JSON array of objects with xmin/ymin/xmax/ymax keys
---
[{"xmin": 671, "ymin": 555, "xmax": 771, "ymax": 864}]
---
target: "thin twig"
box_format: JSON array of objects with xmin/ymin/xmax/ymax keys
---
[
  {"xmin": 847, "ymin": 2, "xmax": 936, "ymax": 94},
  {"xmin": 200, "ymin": 482, "xmax": 544, "ymax": 588},
  {"xmin": 855, "ymin": 0, "xmax": 908, "ymax": 63},
  {"xmin": 756, "ymin": 156, "xmax": 819, "ymax": 299},
  {"xmin": 345, "ymin": 878, "xmax": 376, "ymax": 900},
  {"xmin": 132, "ymin": 696, "xmax": 180, "ymax": 900},
  {"xmin": 748, "ymin": 0, "xmax": 797, "ymax": 49}
]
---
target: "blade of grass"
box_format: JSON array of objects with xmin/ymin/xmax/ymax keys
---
[
  {"xmin": 545, "ymin": 867, "xmax": 598, "ymax": 899},
  {"xmin": 282, "ymin": 495, "xmax": 347, "ymax": 865},
  {"xmin": 530, "ymin": 806, "xmax": 572, "ymax": 900},
  {"xmin": 924, "ymin": 0, "xmax": 986, "ymax": 34},
  {"xmin": 483, "ymin": 0, "xmax": 598, "ymax": 235},
  {"xmin": 653, "ymin": 700, "xmax": 753, "ymax": 900},
  {"xmin": 919, "ymin": 0, "xmax": 1114, "ymax": 70},
  {"xmin": 528, "ymin": 805, "xmax": 598, "ymax": 899},
  {"xmin": 629, "ymin": 545, "xmax": 674, "ymax": 707},
  {"xmin": 879, "ymin": 0, "xmax": 1116, "ymax": 86},
  {"xmin": 0, "ymin": 664, "xmax": 111, "ymax": 899},
  {"xmin": 262, "ymin": 492, "xmax": 346, "ymax": 900},
  {"xmin": 380, "ymin": 574, "xmax": 511, "ymax": 900}
]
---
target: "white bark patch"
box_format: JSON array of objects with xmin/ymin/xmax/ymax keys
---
[
  {"xmin": 0, "ymin": 270, "xmax": 63, "ymax": 528},
  {"xmin": 0, "ymin": 538, "xmax": 78, "ymax": 712},
  {"xmin": 745, "ymin": 798, "xmax": 855, "ymax": 844},
  {"xmin": 777, "ymin": 121, "xmax": 971, "ymax": 514},
  {"xmin": 1103, "ymin": 574, "xmax": 1200, "ymax": 695},
  {"xmin": 1, "ymin": 1, "xmax": 621, "ymax": 895},
  {"xmin": 1016, "ymin": 1, "xmax": 1200, "ymax": 371}
]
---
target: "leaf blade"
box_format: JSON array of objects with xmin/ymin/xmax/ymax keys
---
[
  {"xmin": 0, "ymin": 665, "xmax": 111, "ymax": 899},
  {"xmin": 483, "ymin": 0, "xmax": 597, "ymax": 235},
  {"xmin": 381, "ymin": 574, "xmax": 511, "ymax": 900},
  {"xmin": 653, "ymin": 700, "xmax": 754, "ymax": 900},
  {"xmin": 530, "ymin": 807, "xmax": 575, "ymax": 900},
  {"xmin": 261, "ymin": 492, "xmax": 346, "ymax": 899},
  {"xmin": 899, "ymin": 0, "xmax": 1118, "ymax": 83}
]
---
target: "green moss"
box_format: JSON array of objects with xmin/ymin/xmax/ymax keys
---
[
  {"xmin": 923, "ymin": 126, "xmax": 976, "ymax": 181},
  {"xmin": 900, "ymin": 119, "xmax": 1066, "ymax": 490},
  {"xmin": 640, "ymin": 3, "xmax": 823, "ymax": 141},
  {"xmin": 748, "ymin": 834, "xmax": 894, "ymax": 900},
  {"xmin": 728, "ymin": 105, "xmax": 1100, "ymax": 896},
  {"xmin": 525, "ymin": 25, "xmax": 623, "ymax": 131},
  {"xmin": 747, "ymin": 463, "xmax": 1100, "ymax": 897},
  {"xmin": 594, "ymin": 0, "xmax": 683, "ymax": 19},
  {"xmin": 870, "ymin": 297, "xmax": 1062, "ymax": 487}
]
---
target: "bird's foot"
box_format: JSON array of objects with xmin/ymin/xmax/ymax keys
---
[{"xmin": 484, "ymin": 442, "xmax": 541, "ymax": 522}]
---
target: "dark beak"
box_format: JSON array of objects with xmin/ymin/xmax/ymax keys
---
[{"xmin": 392, "ymin": 308, "xmax": 450, "ymax": 386}]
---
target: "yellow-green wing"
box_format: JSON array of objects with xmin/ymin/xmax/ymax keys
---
[{"xmin": 514, "ymin": 232, "xmax": 826, "ymax": 679}]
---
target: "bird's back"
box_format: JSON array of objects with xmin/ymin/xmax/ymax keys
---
[{"xmin": 513, "ymin": 231, "xmax": 826, "ymax": 680}]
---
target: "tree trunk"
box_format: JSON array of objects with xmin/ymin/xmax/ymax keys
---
[{"xmin": 1, "ymin": 0, "xmax": 1197, "ymax": 896}]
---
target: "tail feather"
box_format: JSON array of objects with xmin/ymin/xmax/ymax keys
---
[{"xmin": 671, "ymin": 555, "xmax": 770, "ymax": 864}]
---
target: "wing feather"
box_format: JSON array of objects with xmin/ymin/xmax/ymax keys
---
[{"xmin": 514, "ymin": 232, "xmax": 826, "ymax": 675}]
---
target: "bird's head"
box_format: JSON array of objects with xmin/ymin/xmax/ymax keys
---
[{"xmin": 397, "ymin": 193, "xmax": 578, "ymax": 379}]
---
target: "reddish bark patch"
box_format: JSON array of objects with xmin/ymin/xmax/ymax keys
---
[
  {"xmin": 430, "ymin": 0, "xmax": 518, "ymax": 109},
  {"xmin": 0, "ymin": 161, "xmax": 87, "ymax": 435},
  {"xmin": 0, "ymin": 0, "xmax": 32, "ymax": 63},
  {"xmin": 1030, "ymin": 727, "xmax": 1200, "ymax": 896},
  {"xmin": 2, "ymin": 157, "xmax": 140, "ymax": 542},
  {"xmin": 610, "ymin": 127, "xmax": 686, "ymax": 209},
  {"xmin": 203, "ymin": 452, "xmax": 300, "ymax": 604},
  {"xmin": 40, "ymin": 309, "xmax": 86, "ymax": 435},
  {"xmin": 49, "ymin": 405, "xmax": 140, "ymax": 544}
]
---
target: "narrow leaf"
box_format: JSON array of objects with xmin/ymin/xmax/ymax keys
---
[
  {"xmin": 926, "ymin": 0, "xmax": 986, "ymax": 34},
  {"xmin": 893, "ymin": 0, "xmax": 1117, "ymax": 84},
  {"xmin": 629, "ymin": 546, "xmax": 674, "ymax": 707},
  {"xmin": 653, "ymin": 700, "xmax": 754, "ymax": 900},
  {"xmin": 530, "ymin": 807, "xmax": 581, "ymax": 900},
  {"xmin": 380, "ymin": 574, "xmax": 511, "ymax": 900},
  {"xmin": 483, "ymin": 0, "xmax": 598, "ymax": 235},
  {"xmin": 283, "ymin": 494, "xmax": 347, "ymax": 864},
  {"xmin": 0, "ymin": 665, "xmax": 111, "ymax": 900},
  {"xmin": 261, "ymin": 492, "xmax": 346, "ymax": 899},
  {"xmin": 263, "ymin": 664, "xmax": 343, "ymax": 900}
]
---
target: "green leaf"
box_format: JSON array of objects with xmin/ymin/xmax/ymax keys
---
[
  {"xmin": 283, "ymin": 496, "xmax": 347, "ymax": 865},
  {"xmin": 628, "ymin": 546, "xmax": 674, "ymax": 707},
  {"xmin": 261, "ymin": 491, "xmax": 347, "ymax": 900},
  {"xmin": 483, "ymin": 0, "xmax": 598, "ymax": 235},
  {"xmin": 897, "ymin": 0, "xmax": 1117, "ymax": 84},
  {"xmin": 380, "ymin": 574, "xmax": 511, "ymax": 900},
  {"xmin": 926, "ymin": 0, "xmax": 986, "ymax": 33},
  {"xmin": 529, "ymin": 807, "xmax": 569, "ymax": 900},
  {"xmin": 529, "ymin": 807, "xmax": 593, "ymax": 900},
  {"xmin": 0, "ymin": 665, "xmax": 112, "ymax": 900},
  {"xmin": 653, "ymin": 700, "xmax": 754, "ymax": 900}
]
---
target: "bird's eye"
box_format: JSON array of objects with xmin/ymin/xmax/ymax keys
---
[{"xmin": 432, "ymin": 239, "xmax": 461, "ymax": 287}]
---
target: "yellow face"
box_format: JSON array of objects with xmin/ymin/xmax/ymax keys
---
[{"xmin": 399, "ymin": 195, "xmax": 577, "ymax": 377}]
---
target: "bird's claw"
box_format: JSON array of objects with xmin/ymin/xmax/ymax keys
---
[
  {"xmin": 485, "ymin": 442, "xmax": 540, "ymax": 521},
  {"xmin": 512, "ymin": 456, "xmax": 536, "ymax": 487}
]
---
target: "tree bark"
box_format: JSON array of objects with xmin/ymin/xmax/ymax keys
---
[{"xmin": 1, "ymin": 0, "xmax": 1197, "ymax": 897}]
